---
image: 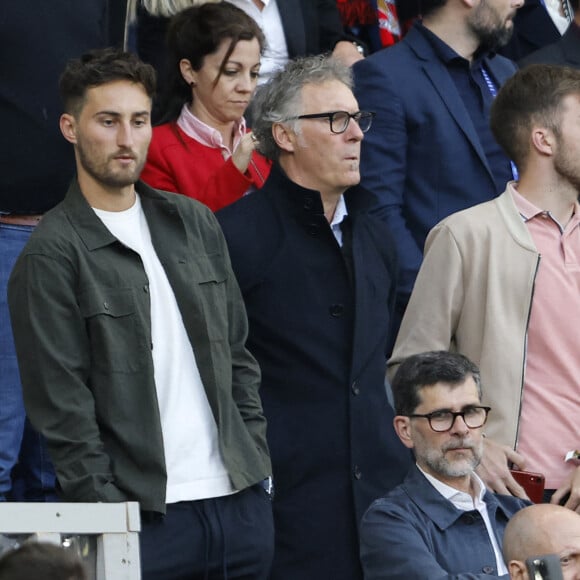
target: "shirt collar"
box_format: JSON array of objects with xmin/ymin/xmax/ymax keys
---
[
  {"xmin": 330, "ymin": 195, "xmax": 348, "ymax": 228},
  {"xmin": 416, "ymin": 22, "xmax": 463, "ymax": 64},
  {"xmin": 416, "ymin": 21, "xmax": 489, "ymax": 68},
  {"xmin": 509, "ymin": 181, "xmax": 580, "ymax": 232},
  {"xmin": 176, "ymin": 104, "xmax": 246, "ymax": 155},
  {"xmin": 418, "ymin": 465, "xmax": 486, "ymax": 511}
]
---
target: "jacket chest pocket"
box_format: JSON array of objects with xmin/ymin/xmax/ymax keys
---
[
  {"xmin": 79, "ymin": 288, "xmax": 148, "ymax": 373},
  {"xmin": 193, "ymin": 255, "xmax": 228, "ymax": 342}
]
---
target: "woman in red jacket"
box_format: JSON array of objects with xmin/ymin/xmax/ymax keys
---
[{"xmin": 140, "ymin": 3, "xmax": 270, "ymax": 211}]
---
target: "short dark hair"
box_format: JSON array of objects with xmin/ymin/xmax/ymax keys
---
[
  {"xmin": 0, "ymin": 542, "xmax": 87, "ymax": 580},
  {"xmin": 490, "ymin": 64, "xmax": 580, "ymax": 171},
  {"xmin": 392, "ymin": 351, "xmax": 482, "ymax": 416},
  {"xmin": 419, "ymin": 0, "xmax": 448, "ymax": 17},
  {"xmin": 161, "ymin": 2, "xmax": 265, "ymax": 122},
  {"xmin": 59, "ymin": 47, "xmax": 156, "ymax": 117}
]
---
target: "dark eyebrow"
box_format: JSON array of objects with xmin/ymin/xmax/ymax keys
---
[
  {"xmin": 95, "ymin": 110, "xmax": 150, "ymax": 118},
  {"xmin": 426, "ymin": 404, "xmax": 480, "ymax": 414},
  {"xmin": 225, "ymin": 60, "xmax": 261, "ymax": 68}
]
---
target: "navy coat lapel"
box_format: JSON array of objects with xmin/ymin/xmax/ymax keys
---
[
  {"xmin": 406, "ymin": 27, "xmax": 497, "ymax": 183},
  {"xmin": 560, "ymin": 26, "xmax": 580, "ymax": 66}
]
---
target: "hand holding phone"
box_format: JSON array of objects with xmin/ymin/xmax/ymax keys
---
[{"xmin": 510, "ymin": 469, "xmax": 545, "ymax": 503}]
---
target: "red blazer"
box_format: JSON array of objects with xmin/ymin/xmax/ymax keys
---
[{"xmin": 141, "ymin": 122, "xmax": 271, "ymax": 212}]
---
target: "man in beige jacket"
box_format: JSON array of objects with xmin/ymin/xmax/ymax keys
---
[{"xmin": 389, "ymin": 64, "xmax": 580, "ymax": 513}]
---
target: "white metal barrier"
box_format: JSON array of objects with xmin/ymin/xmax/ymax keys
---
[{"xmin": 0, "ymin": 502, "xmax": 141, "ymax": 579}]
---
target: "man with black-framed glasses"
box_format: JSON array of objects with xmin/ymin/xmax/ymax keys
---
[
  {"xmin": 361, "ymin": 351, "xmax": 529, "ymax": 580},
  {"xmin": 217, "ymin": 54, "xmax": 411, "ymax": 580}
]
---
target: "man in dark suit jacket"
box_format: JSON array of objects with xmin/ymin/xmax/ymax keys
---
[
  {"xmin": 353, "ymin": 0, "xmax": 521, "ymax": 322},
  {"xmin": 499, "ymin": 0, "xmax": 563, "ymax": 61},
  {"xmin": 520, "ymin": 0, "xmax": 580, "ymax": 67},
  {"xmin": 226, "ymin": 0, "xmax": 364, "ymax": 73},
  {"xmin": 217, "ymin": 55, "xmax": 411, "ymax": 580}
]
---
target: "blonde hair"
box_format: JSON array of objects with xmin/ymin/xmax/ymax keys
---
[{"xmin": 141, "ymin": 0, "xmax": 221, "ymax": 17}]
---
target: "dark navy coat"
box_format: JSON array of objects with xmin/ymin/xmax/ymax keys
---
[
  {"xmin": 520, "ymin": 22, "xmax": 580, "ymax": 68},
  {"xmin": 217, "ymin": 164, "xmax": 411, "ymax": 580},
  {"xmin": 499, "ymin": 0, "xmax": 561, "ymax": 62}
]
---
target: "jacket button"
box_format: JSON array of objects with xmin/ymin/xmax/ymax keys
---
[
  {"xmin": 103, "ymin": 301, "xmax": 109, "ymax": 310},
  {"xmin": 353, "ymin": 466, "xmax": 362, "ymax": 480},
  {"xmin": 329, "ymin": 304, "xmax": 344, "ymax": 317},
  {"xmin": 307, "ymin": 222, "xmax": 319, "ymax": 236},
  {"xmin": 143, "ymin": 285, "xmax": 149, "ymax": 293},
  {"xmin": 351, "ymin": 382, "xmax": 360, "ymax": 395},
  {"xmin": 482, "ymin": 566, "xmax": 494, "ymax": 574}
]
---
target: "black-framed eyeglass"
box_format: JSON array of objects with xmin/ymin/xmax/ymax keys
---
[
  {"xmin": 407, "ymin": 406, "xmax": 491, "ymax": 433},
  {"xmin": 286, "ymin": 110, "xmax": 375, "ymax": 134}
]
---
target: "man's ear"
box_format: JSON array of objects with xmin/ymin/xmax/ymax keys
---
[
  {"xmin": 393, "ymin": 416, "xmax": 415, "ymax": 450},
  {"xmin": 508, "ymin": 559, "xmax": 528, "ymax": 580},
  {"xmin": 531, "ymin": 126, "xmax": 555, "ymax": 157},
  {"xmin": 60, "ymin": 113, "xmax": 77, "ymax": 144},
  {"xmin": 272, "ymin": 122, "xmax": 296, "ymax": 153}
]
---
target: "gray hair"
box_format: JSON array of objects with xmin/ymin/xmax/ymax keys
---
[{"xmin": 250, "ymin": 55, "xmax": 354, "ymax": 161}]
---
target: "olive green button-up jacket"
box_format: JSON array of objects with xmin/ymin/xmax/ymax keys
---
[{"xmin": 8, "ymin": 180, "xmax": 271, "ymax": 513}]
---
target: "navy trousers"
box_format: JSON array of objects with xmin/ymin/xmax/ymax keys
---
[{"xmin": 140, "ymin": 484, "xmax": 274, "ymax": 580}]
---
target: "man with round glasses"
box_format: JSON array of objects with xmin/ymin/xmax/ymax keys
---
[
  {"xmin": 218, "ymin": 55, "xmax": 411, "ymax": 580},
  {"xmin": 361, "ymin": 351, "xmax": 529, "ymax": 579}
]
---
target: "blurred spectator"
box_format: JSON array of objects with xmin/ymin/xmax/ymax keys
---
[
  {"xmin": 0, "ymin": 542, "xmax": 87, "ymax": 580},
  {"xmin": 336, "ymin": 0, "xmax": 419, "ymax": 53},
  {"xmin": 353, "ymin": 0, "xmax": 521, "ymax": 327},
  {"xmin": 520, "ymin": 0, "xmax": 580, "ymax": 68},
  {"xmin": 499, "ymin": 0, "xmax": 572, "ymax": 62},
  {"xmin": 0, "ymin": 0, "xmax": 114, "ymax": 504},
  {"xmin": 226, "ymin": 0, "xmax": 364, "ymax": 78},
  {"xmin": 140, "ymin": 3, "xmax": 271, "ymax": 211},
  {"xmin": 503, "ymin": 504, "xmax": 580, "ymax": 579}
]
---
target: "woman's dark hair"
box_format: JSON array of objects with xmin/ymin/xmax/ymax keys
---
[{"xmin": 160, "ymin": 2, "xmax": 265, "ymax": 123}]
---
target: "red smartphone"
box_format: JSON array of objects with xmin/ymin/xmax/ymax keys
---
[{"xmin": 510, "ymin": 469, "xmax": 545, "ymax": 503}]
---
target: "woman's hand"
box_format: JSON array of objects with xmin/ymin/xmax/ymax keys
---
[{"xmin": 232, "ymin": 132, "xmax": 258, "ymax": 174}]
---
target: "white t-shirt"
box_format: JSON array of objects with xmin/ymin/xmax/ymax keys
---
[{"xmin": 93, "ymin": 194, "xmax": 234, "ymax": 503}]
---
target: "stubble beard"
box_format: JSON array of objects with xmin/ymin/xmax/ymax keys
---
[
  {"xmin": 421, "ymin": 438, "xmax": 484, "ymax": 479},
  {"xmin": 469, "ymin": 3, "xmax": 516, "ymax": 52},
  {"xmin": 554, "ymin": 143, "xmax": 580, "ymax": 193},
  {"xmin": 77, "ymin": 142, "xmax": 145, "ymax": 191}
]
